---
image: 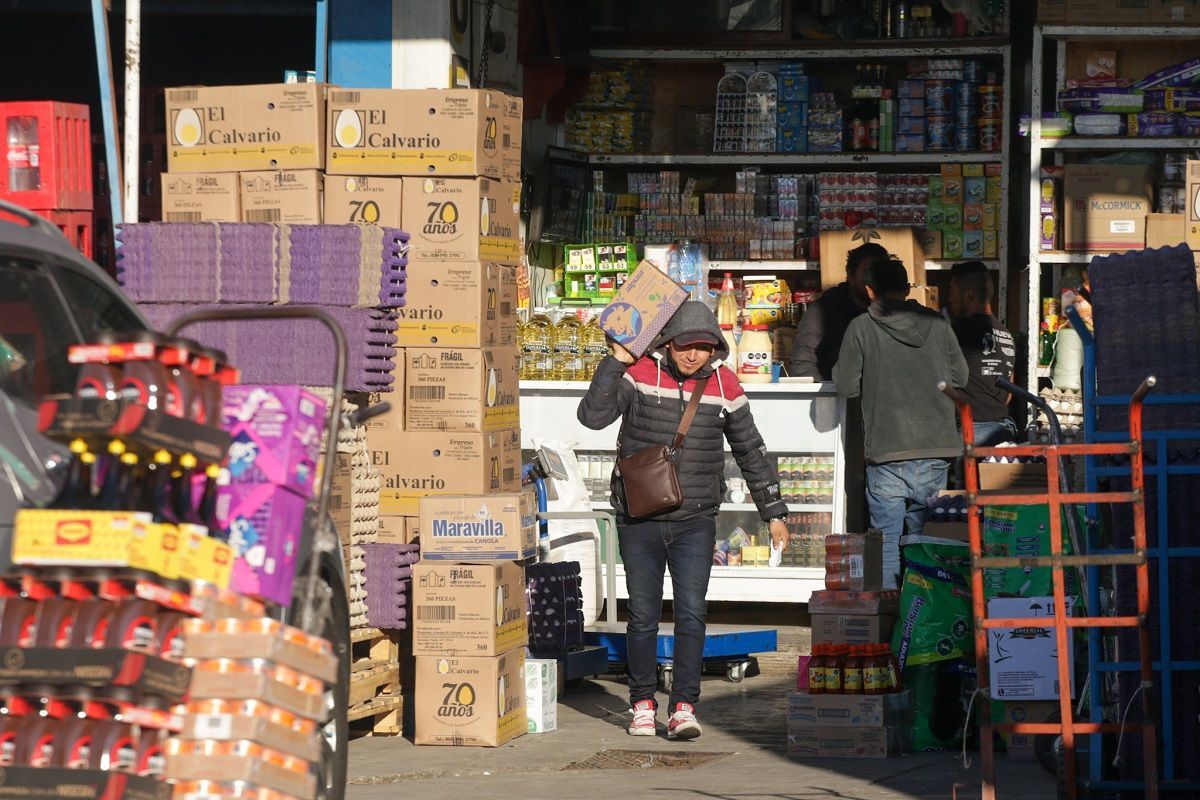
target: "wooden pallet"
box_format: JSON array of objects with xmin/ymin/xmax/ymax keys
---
[{"xmin": 348, "ymin": 627, "xmax": 403, "ymax": 736}]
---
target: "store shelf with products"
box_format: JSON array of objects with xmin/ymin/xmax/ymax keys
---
[
  {"xmin": 520, "ymin": 380, "xmax": 846, "ymax": 603},
  {"xmin": 707, "ymin": 259, "xmax": 1001, "ymax": 272},
  {"xmin": 586, "ymin": 152, "xmax": 1005, "ymax": 166},
  {"xmin": 590, "ymin": 41, "xmax": 1011, "ymax": 61},
  {"xmin": 1038, "ymin": 136, "xmax": 1200, "ymax": 151}
]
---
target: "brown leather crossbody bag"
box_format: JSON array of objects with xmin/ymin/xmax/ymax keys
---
[{"xmin": 615, "ymin": 376, "xmax": 709, "ymax": 519}]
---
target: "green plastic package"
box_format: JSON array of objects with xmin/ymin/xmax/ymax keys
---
[
  {"xmin": 905, "ymin": 660, "xmax": 976, "ymax": 752},
  {"xmin": 892, "ymin": 540, "xmax": 974, "ymax": 669},
  {"xmin": 982, "ymin": 504, "xmax": 1085, "ymax": 600}
]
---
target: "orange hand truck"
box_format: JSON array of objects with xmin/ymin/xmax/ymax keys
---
[{"xmin": 940, "ymin": 376, "xmax": 1159, "ymax": 800}]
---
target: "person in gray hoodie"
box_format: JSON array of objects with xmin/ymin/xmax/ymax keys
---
[
  {"xmin": 833, "ymin": 259, "xmax": 969, "ymax": 588},
  {"xmin": 578, "ymin": 301, "xmax": 787, "ymax": 740}
]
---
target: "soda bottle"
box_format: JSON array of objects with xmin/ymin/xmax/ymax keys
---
[{"xmin": 5, "ymin": 115, "xmax": 40, "ymax": 192}]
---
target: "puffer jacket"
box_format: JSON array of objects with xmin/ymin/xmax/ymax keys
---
[{"xmin": 577, "ymin": 301, "xmax": 787, "ymax": 522}]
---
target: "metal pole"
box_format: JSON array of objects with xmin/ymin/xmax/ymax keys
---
[
  {"xmin": 90, "ymin": 0, "xmax": 123, "ymax": 227},
  {"xmin": 315, "ymin": 0, "xmax": 329, "ymax": 82},
  {"xmin": 123, "ymin": 0, "xmax": 142, "ymax": 223}
]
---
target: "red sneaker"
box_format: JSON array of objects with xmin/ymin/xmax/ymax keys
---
[
  {"xmin": 667, "ymin": 702, "xmax": 702, "ymax": 740},
  {"xmin": 628, "ymin": 699, "xmax": 657, "ymax": 736}
]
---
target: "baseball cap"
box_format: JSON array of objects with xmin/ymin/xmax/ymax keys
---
[{"xmin": 672, "ymin": 331, "xmax": 720, "ymax": 348}]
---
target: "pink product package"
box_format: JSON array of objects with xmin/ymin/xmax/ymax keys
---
[
  {"xmin": 217, "ymin": 481, "xmax": 307, "ymax": 607},
  {"xmin": 222, "ymin": 384, "xmax": 327, "ymax": 498}
]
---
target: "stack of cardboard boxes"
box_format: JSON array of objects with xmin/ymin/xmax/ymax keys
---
[{"xmin": 412, "ymin": 493, "xmax": 538, "ymax": 746}]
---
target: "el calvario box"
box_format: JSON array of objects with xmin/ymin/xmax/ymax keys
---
[
  {"xmin": 161, "ymin": 172, "xmax": 240, "ymax": 222},
  {"xmin": 239, "ymin": 169, "xmax": 323, "ymax": 224},
  {"xmin": 397, "ymin": 262, "xmax": 518, "ymax": 349},
  {"xmin": 404, "ymin": 346, "xmax": 520, "ymax": 433},
  {"xmin": 401, "ymin": 176, "xmax": 522, "ymax": 266},
  {"xmin": 411, "ymin": 560, "xmax": 528, "ymax": 656},
  {"xmin": 165, "ymin": 83, "xmax": 326, "ymax": 172},
  {"xmin": 323, "ymin": 175, "xmax": 404, "ymax": 227},
  {"xmin": 414, "ymin": 648, "xmax": 527, "ymax": 747}
]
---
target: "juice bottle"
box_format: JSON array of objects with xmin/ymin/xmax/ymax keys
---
[
  {"xmin": 823, "ymin": 645, "xmax": 845, "ymax": 694},
  {"xmin": 520, "ymin": 310, "xmax": 553, "ymax": 381},
  {"xmin": 843, "ymin": 645, "xmax": 864, "ymax": 694},
  {"xmin": 551, "ymin": 314, "xmax": 583, "ymax": 381},
  {"xmin": 806, "ymin": 645, "xmax": 827, "ymax": 694},
  {"xmin": 717, "ymin": 272, "xmax": 740, "ymax": 327},
  {"xmin": 862, "ymin": 644, "xmax": 889, "ymax": 695},
  {"xmin": 580, "ymin": 316, "xmax": 609, "ymax": 381}
]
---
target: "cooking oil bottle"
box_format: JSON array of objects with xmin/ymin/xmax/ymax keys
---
[
  {"xmin": 580, "ymin": 315, "xmax": 608, "ymax": 381},
  {"xmin": 520, "ymin": 308, "xmax": 553, "ymax": 381},
  {"xmin": 551, "ymin": 313, "xmax": 583, "ymax": 381}
]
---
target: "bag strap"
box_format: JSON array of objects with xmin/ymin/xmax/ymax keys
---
[{"xmin": 671, "ymin": 375, "xmax": 710, "ymax": 451}]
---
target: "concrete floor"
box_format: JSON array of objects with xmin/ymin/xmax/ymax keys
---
[{"xmin": 345, "ymin": 672, "xmax": 1058, "ymax": 800}]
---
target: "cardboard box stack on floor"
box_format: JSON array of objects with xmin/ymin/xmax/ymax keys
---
[
  {"xmin": 162, "ymin": 83, "xmax": 327, "ymax": 223},
  {"xmin": 338, "ymin": 87, "xmax": 526, "ymax": 545}
]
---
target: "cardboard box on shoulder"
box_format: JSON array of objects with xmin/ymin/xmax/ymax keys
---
[
  {"xmin": 323, "ymin": 175, "xmax": 404, "ymax": 227},
  {"xmin": 1064, "ymin": 164, "xmax": 1151, "ymax": 251},
  {"xmin": 402, "ymin": 177, "xmax": 521, "ymax": 266},
  {"xmin": 411, "ymin": 560, "xmax": 528, "ymax": 656},
  {"xmin": 415, "ymin": 648, "xmax": 527, "ymax": 747},
  {"xmin": 161, "ymin": 172, "xmax": 239, "ymax": 222},
  {"xmin": 398, "ymin": 262, "xmax": 518, "ymax": 348},
  {"xmin": 165, "ymin": 83, "xmax": 325, "ymax": 173},
  {"xmin": 598, "ymin": 260, "xmax": 689, "ymax": 358},
  {"xmin": 372, "ymin": 428, "xmax": 522, "ymax": 517},
  {"xmin": 239, "ymin": 169, "xmax": 322, "ymax": 224},
  {"xmin": 405, "ymin": 347, "xmax": 520, "ymax": 433},
  {"xmin": 419, "ymin": 491, "xmax": 537, "ymax": 562},
  {"xmin": 326, "ymin": 88, "xmax": 522, "ymax": 182}
]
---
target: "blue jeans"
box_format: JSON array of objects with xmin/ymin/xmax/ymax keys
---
[
  {"xmin": 866, "ymin": 458, "xmax": 951, "ymax": 589},
  {"xmin": 973, "ymin": 418, "xmax": 1018, "ymax": 447},
  {"xmin": 618, "ymin": 516, "xmax": 716, "ymax": 711}
]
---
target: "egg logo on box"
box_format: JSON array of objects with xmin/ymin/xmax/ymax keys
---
[
  {"xmin": 438, "ymin": 682, "xmax": 476, "ymax": 719},
  {"xmin": 334, "ymin": 108, "xmax": 364, "ymax": 148},
  {"xmin": 483, "ymin": 116, "xmax": 498, "ymax": 154},
  {"xmin": 172, "ymin": 108, "xmax": 203, "ymax": 147},
  {"xmin": 424, "ymin": 201, "xmax": 459, "ymax": 236}
]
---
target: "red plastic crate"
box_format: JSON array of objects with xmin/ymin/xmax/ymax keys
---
[
  {"xmin": 0, "ymin": 101, "xmax": 92, "ymax": 211},
  {"xmin": 33, "ymin": 209, "xmax": 94, "ymax": 260}
]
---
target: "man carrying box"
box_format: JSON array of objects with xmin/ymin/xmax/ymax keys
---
[
  {"xmin": 577, "ymin": 301, "xmax": 788, "ymax": 740},
  {"xmin": 834, "ymin": 259, "xmax": 968, "ymax": 588}
]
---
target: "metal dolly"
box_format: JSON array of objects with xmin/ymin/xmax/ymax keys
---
[
  {"xmin": 941, "ymin": 375, "xmax": 1160, "ymax": 800},
  {"xmin": 1073, "ymin": 305, "xmax": 1200, "ymax": 797}
]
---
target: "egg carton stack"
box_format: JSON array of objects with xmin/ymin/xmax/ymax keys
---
[
  {"xmin": 979, "ymin": 441, "xmax": 1046, "ymax": 464},
  {"xmin": 525, "ymin": 562, "xmax": 585, "ymax": 653},
  {"xmin": 1028, "ymin": 388, "xmax": 1084, "ymax": 444},
  {"xmin": 361, "ymin": 543, "xmax": 420, "ymax": 630}
]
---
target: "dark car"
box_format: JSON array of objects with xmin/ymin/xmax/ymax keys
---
[{"xmin": 0, "ymin": 200, "xmax": 348, "ymax": 800}]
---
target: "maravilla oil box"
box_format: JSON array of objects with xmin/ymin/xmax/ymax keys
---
[
  {"xmin": 398, "ymin": 262, "xmax": 517, "ymax": 348},
  {"xmin": 326, "ymin": 88, "xmax": 522, "ymax": 181},
  {"xmin": 412, "ymin": 561, "xmax": 528, "ymax": 656},
  {"xmin": 414, "ymin": 649, "xmax": 527, "ymax": 747},
  {"xmin": 239, "ymin": 169, "xmax": 322, "ymax": 224},
  {"xmin": 404, "ymin": 347, "xmax": 520, "ymax": 433},
  {"xmin": 323, "ymin": 175, "xmax": 404, "ymax": 227},
  {"xmin": 165, "ymin": 83, "xmax": 326, "ymax": 173},
  {"xmin": 402, "ymin": 177, "xmax": 521, "ymax": 266},
  {"xmin": 419, "ymin": 491, "xmax": 538, "ymax": 562},
  {"xmin": 161, "ymin": 172, "xmax": 240, "ymax": 222},
  {"xmin": 371, "ymin": 428, "xmax": 522, "ymax": 517}
]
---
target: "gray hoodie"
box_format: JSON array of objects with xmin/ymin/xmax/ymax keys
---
[{"xmin": 833, "ymin": 298, "xmax": 969, "ymax": 464}]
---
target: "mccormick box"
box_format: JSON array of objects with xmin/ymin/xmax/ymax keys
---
[
  {"xmin": 216, "ymin": 482, "xmax": 306, "ymax": 607},
  {"xmin": 398, "ymin": 261, "xmax": 517, "ymax": 348},
  {"xmin": 419, "ymin": 491, "xmax": 538, "ymax": 562},
  {"xmin": 371, "ymin": 428, "xmax": 522, "ymax": 517},
  {"xmin": 222, "ymin": 385, "xmax": 328, "ymax": 498},
  {"xmin": 414, "ymin": 649, "xmax": 527, "ymax": 747},
  {"xmin": 165, "ymin": 83, "xmax": 326, "ymax": 173},
  {"xmin": 161, "ymin": 172, "xmax": 240, "ymax": 222},
  {"xmin": 323, "ymin": 175, "xmax": 404, "ymax": 227},
  {"xmin": 411, "ymin": 561, "xmax": 528, "ymax": 656},
  {"xmin": 401, "ymin": 177, "xmax": 521, "ymax": 266},
  {"xmin": 239, "ymin": 169, "xmax": 322, "ymax": 224},
  {"xmin": 1064, "ymin": 164, "xmax": 1151, "ymax": 251},
  {"xmin": 404, "ymin": 347, "xmax": 520, "ymax": 433},
  {"xmin": 598, "ymin": 260, "xmax": 689, "ymax": 359},
  {"xmin": 326, "ymin": 88, "xmax": 522, "ymax": 182}
]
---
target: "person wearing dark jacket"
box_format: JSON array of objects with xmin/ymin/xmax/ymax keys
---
[
  {"xmin": 833, "ymin": 259, "xmax": 969, "ymax": 588},
  {"xmin": 578, "ymin": 301, "xmax": 787, "ymax": 741},
  {"xmin": 789, "ymin": 242, "xmax": 889, "ymax": 380}
]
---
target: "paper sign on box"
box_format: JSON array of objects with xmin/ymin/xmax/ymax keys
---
[{"xmin": 988, "ymin": 596, "xmax": 1075, "ymax": 701}]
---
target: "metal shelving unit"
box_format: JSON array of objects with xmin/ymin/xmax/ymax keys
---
[
  {"xmin": 1025, "ymin": 25, "xmax": 1200, "ymax": 394},
  {"xmin": 706, "ymin": 259, "xmax": 1000, "ymax": 273},
  {"xmin": 576, "ymin": 41, "xmax": 1014, "ymax": 320}
]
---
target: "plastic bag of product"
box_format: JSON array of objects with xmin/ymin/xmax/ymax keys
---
[
  {"xmin": 891, "ymin": 540, "xmax": 973, "ymax": 670},
  {"xmin": 905, "ymin": 660, "xmax": 977, "ymax": 752},
  {"xmin": 982, "ymin": 504, "xmax": 1085, "ymax": 601}
]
